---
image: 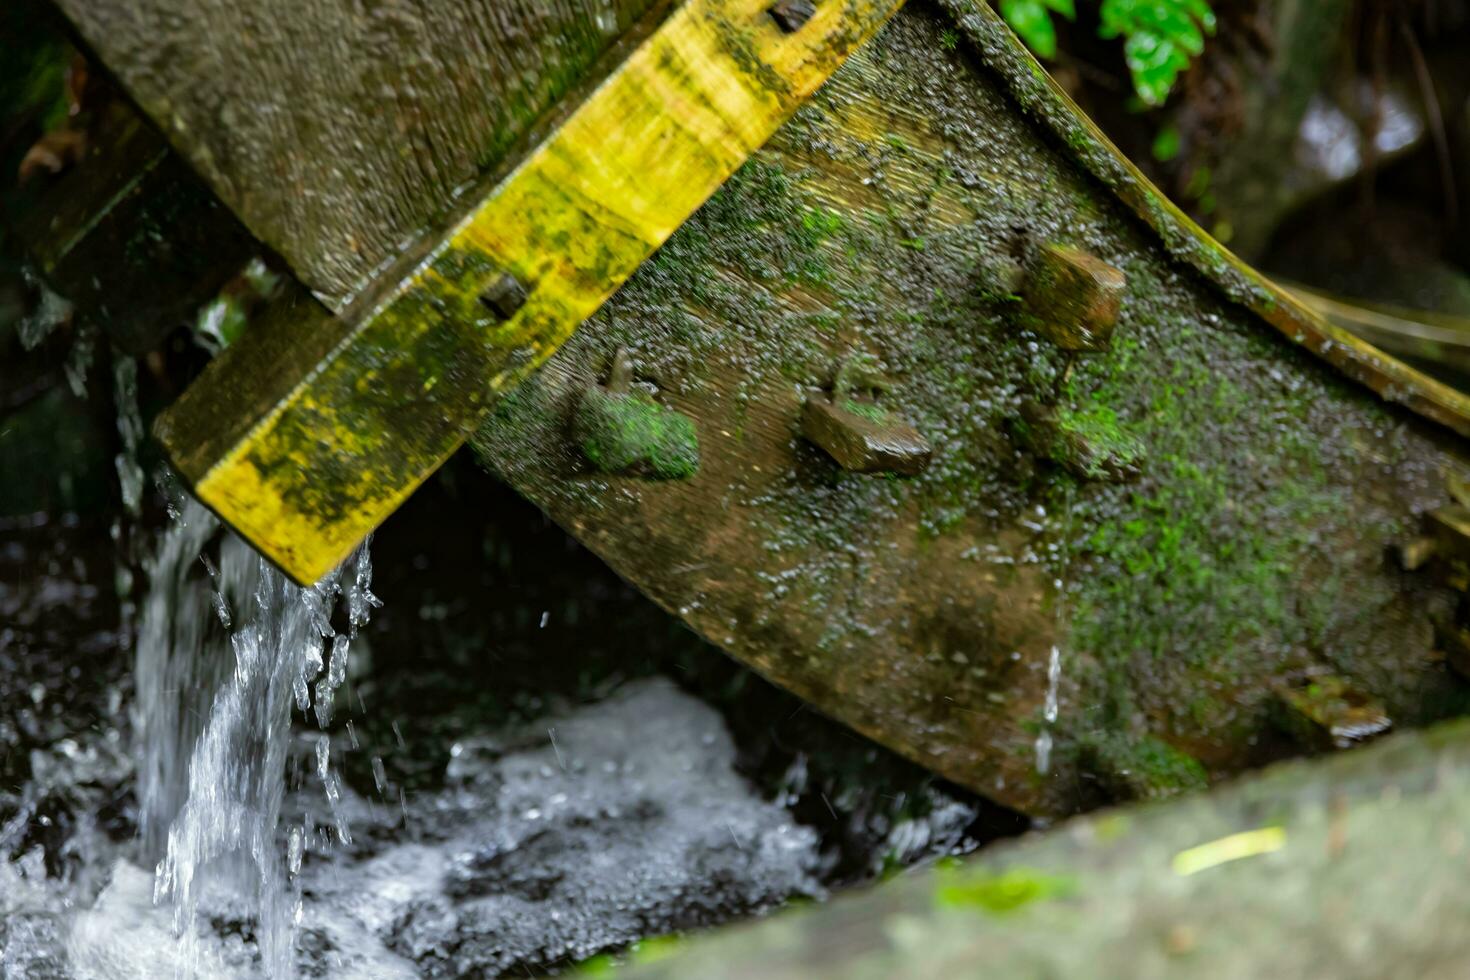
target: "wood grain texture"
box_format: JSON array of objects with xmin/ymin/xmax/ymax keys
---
[
  {"xmin": 51, "ymin": 0, "xmax": 661, "ymax": 306},
  {"xmin": 153, "ymin": 0, "xmax": 905, "ymax": 584},
  {"xmin": 473, "ymin": 2, "xmax": 1470, "ymax": 817}
]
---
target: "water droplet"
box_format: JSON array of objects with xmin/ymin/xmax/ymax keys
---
[
  {"xmin": 287, "ymin": 828, "xmax": 304, "ymax": 876},
  {"xmin": 371, "ymin": 756, "xmax": 388, "ymax": 796}
]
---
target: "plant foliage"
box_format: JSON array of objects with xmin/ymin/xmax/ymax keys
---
[
  {"xmin": 1099, "ymin": 0, "xmax": 1216, "ymax": 105},
  {"xmin": 998, "ymin": 0, "xmax": 1216, "ymax": 106},
  {"xmin": 998, "ymin": 0, "xmax": 1076, "ymax": 59}
]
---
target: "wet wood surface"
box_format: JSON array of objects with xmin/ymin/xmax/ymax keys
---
[
  {"xmin": 474, "ymin": 1, "xmax": 1470, "ymax": 817},
  {"xmin": 36, "ymin": 0, "xmax": 1470, "ymax": 819},
  {"xmin": 149, "ymin": 0, "xmax": 906, "ymax": 585},
  {"xmin": 8, "ymin": 101, "xmax": 256, "ymax": 354},
  {"xmin": 50, "ymin": 0, "xmax": 662, "ymax": 306}
]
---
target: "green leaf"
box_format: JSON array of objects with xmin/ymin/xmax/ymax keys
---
[
  {"xmin": 1097, "ymin": 0, "xmax": 1215, "ymax": 106},
  {"xmin": 1150, "ymin": 124, "xmax": 1181, "ymax": 162},
  {"xmin": 1000, "ymin": 0, "xmax": 1060, "ymax": 59}
]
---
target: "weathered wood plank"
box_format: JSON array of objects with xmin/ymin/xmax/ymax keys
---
[
  {"xmin": 50, "ymin": 0, "xmax": 662, "ymax": 306},
  {"xmin": 1286, "ymin": 283, "xmax": 1470, "ymax": 386},
  {"xmin": 472, "ymin": 1, "xmax": 1470, "ymax": 817},
  {"xmin": 39, "ymin": 0, "xmax": 1470, "ymax": 822},
  {"xmin": 153, "ymin": 0, "xmax": 907, "ymax": 584}
]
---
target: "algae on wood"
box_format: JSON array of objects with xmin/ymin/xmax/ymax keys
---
[
  {"xmin": 32, "ymin": 0, "xmax": 1470, "ymax": 821},
  {"xmin": 150, "ymin": 0, "xmax": 907, "ymax": 584}
]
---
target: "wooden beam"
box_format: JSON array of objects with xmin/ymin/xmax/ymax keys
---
[
  {"xmin": 8, "ymin": 102, "xmax": 257, "ymax": 355},
  {"xmin": 48, "ymin": 0, "xmax": 666, "ymax": 307},
  {"xmin": 153, "ymin": 0, "xmax": 906, "ymax": 584}
]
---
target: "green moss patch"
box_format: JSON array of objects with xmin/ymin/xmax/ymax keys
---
[
  {"xmin": 1079, "ymin": 732, "xmax": 1208, "ymax": 802},
  {"xmin": 575, "ymin": 388, "xmax": 700, "ymax": 480},
  {"xmin": 1054, "ymin": 405, "xmax": 1144, "ymax": 479}
]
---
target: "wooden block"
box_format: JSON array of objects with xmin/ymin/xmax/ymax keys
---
[
  {"xmin": 574, "ymin": 351, "xmax": 699, "ymax": 480},
  {"xmin": 801, "ymin": 395, "xmax": 932, "ymax": 476},
  {"xmin": 1019, "ymin": 244, "xmax": 1126, "ymax": 352},
  {"xmin": 1012, "ymin": 400, "xmax": 1142, "ymax": 482},
  {"xmin": 1427, "ymin": 505, "xmax": 1470, "ymax": 566},
  {"xmin": 1272, "ymin": 675, "xmax": 1392, "ymax": 752}
]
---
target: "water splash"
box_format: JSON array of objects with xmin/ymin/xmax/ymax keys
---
[
  {"xmin": 16, "ymin": 263, "xmax": 72, "ymax": 351},
  {"xmin": 133, "ymin": 492, "xmax": 378, "ymax": 977},
  {"xmin": 595, "ymin": 0, "xmax": 618, "ymax": 33},
  {"xmin": 63, "ymin": 323, "xmax": 96, "ymax": 399}
]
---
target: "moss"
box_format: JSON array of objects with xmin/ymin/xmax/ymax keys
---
[
  {"xmin": 1053, "ymin": 406, "xmax": 1142, "ymax": 478},
  {"xmin": 1050, "ymin": 267, "xmax": 1363, "ymax": 739},
  {"xmin": 935, "ymin": 864, "xmax": 1077, "ymax": 914},
  {"xmin": 1017, "ymin": 402, "xmax": 1144, "ymax": 482},
  {"xmin": 575, "ymin": 388, "xmax": 700, "ymax": 480},
  {"xmin": 839, "ymin": 398, "xmax": 892, "ymax": 425},
  {"xmin": 1079, "ymin": 732, "xmax": 1208, "ymax": 802},
  {"xmin": 644, "ymin": 159, "xmax": 858, "ymax": 301},
  {"xmin": 572, "ymin": 934, "xmax": 683, "ymax": 976}
]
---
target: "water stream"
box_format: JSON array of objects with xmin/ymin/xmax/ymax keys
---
[
  {"xmin": 1034, "ymin": 480, "xmax": 1076, "ymax": 779},
  {"xmin": 132, "ymin": 496, "xmax": 377, "ymax": 978},
  {"xmin": 110, "ymin": 359, "xmax": 145, "ymax": 519},
  {"xmin": 2, "ymin": 466, "xmax": 1005, "ymax": 978},
  {"xmin": 1034, "ymin": 645, "xmax": 1062, "ymax": 776}
]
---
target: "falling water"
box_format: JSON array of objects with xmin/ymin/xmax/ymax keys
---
[
  {"xmin": 133, "ymin": 497, "xmax": 231, "ymax": 859},
  {"xmin": 111, "ymin": 357, "xmax": 146, "ymax": 517},
  {"xmin": 1034, "ymin": 645, "xmax": 1062, "ymax": 776},
  {"xmin": 132, "ymin": 492, "xmax": 378, "ymax": 977},
  {"xmin": 1035, "ymin": 480, "xmax": 1076, "ymax": 778},
  {"xmin": 15, "ymin": 262, "xmax": 71, "ymax": 351},
  {"xmin": 594, "ymin": 0, "xmax": 618, "ymax": 33}
]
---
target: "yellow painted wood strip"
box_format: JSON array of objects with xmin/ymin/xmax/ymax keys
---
[{"xmin": 156, "ymin": 0, "xmax": 905, "ymax": 584}]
